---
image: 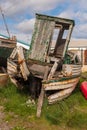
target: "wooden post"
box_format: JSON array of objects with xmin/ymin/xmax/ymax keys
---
[{"xmin": 36, "ymin": 66, "xmax": 49, "ymax": 117}]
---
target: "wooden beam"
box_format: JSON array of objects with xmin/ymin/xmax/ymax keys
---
[
  {"xmin": 0, "ymin": 37, "xmax": 16, "ymax": 44},
  {"xmin": 36, "ymin": 66, "xmax": 49, "ymax": 117},
  {"xmin": 48, "ymin": 59, "xmax": 60, "ymax": 79}
]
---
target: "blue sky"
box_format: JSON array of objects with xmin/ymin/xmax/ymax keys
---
[{"xmin": 0, "ymin": 0, "xmax": 87, "ymax": 44}]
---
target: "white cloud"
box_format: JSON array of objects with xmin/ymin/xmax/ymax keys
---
[
  {"xmin": 75, "ymin": 12, "xmax": 87, "ymax": 23},
  {"xmin": 0, "ymin": 0, "xmax": 87, "ymax": 41},
  {"xmin": 1, "ymin": 0, "xmax": 64, "ymax": 16},
  {"xmin": 58, "ymin": 10, "xmax": 75, "ymax": 19},
  {"xmin": 73, "ymin": 24, "xmax": 87, "ymax": 39},
  {"xmin": 16, "ymin": 18, "xmax": 35, "ymax": 33}
]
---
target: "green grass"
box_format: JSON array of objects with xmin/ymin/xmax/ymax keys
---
[
  {"xmin": 0, "ymin": 81, "xmax": 37, "ymax": 117},
  {"xmin": 0, "ymin": 75, "xmax": 87, "ymax": 130}
]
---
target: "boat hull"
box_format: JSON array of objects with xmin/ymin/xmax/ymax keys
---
[{"xmin": 43, "ymin": 76, "xmax": 80, "ymax": 104}]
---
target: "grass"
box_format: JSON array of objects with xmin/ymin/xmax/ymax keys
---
[
  {"xmin": 0, "ymin": 75, "xmax": 87, "ymax": 130},
  {"xmin": 0, "ymin": 81, "xmax": 36, "ymax": 117}
]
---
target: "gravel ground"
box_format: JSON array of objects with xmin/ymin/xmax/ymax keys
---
[{"xmin": 0, "ymin": 106, "xmax": 11, "ymax": 130}]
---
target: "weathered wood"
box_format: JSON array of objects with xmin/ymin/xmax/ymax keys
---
[
  {"xmin": 54, "ymin": 28, "xmax": 64, "ymax": 56},
  {"xmin": 48, "ymin": 60, "xmax": 59, "ymax": 79},
  {"xmin": 62, "ymin": 64, "xmax": 81, "ymax": 77},
  {"xmin": 0, "ymin": 37, "xmax": 16, "ymax": 44},
  {"xmin": 48, "ymin": 78, "xmax": 79, "ymax": 104},
  {"xmin": 0, "ymin": 43, "xmax": 16, "ymax": 48},
  {"xmin": 36, "ymin": 66, "xmax": 49, "ymax": 117},
  {"xmin": 29, "ymin": 64, "xmax": 50, "ymax": 79},
  {"xmin": 43, "ymin": 77, "xmax": 79, "ymax": 90},
  {"xmin": 29, "ymin": 18, "xmax": 55, "ymax": 62},
  {"xmin": 17, "ymin": 46, "xmax": 30, "ymax": 80},
  {"xmin": 9, "ymin": 47, "xmax": 17, "ymax": 59},
  {"xmin": 9, "ymin": 77, "xmax": 23, "ymax": 89},
  {"xmin": 7, "ymin": 59, "xmax": 17, "ymax": 76},
  {"xmin": 36, "ymin": 14, "xmax": 75, "ymax": 26},
  {"xmin": 63, "ymin": 24, "xmax": 73, "ymax": 57}
]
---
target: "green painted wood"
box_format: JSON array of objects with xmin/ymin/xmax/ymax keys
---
[
  {"xmin": 28, "ymin": 17, "xmax": 55, "ymax": 62},
  {"xmin": 36, "ymin": 14, "xmax": 75, "ymax": 27},
  {"xmin": 43, "ymin": 75, "xmax": 80, "ymax": 84}
]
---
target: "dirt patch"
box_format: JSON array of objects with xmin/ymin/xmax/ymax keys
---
[{"xmin": 0, "ymin": 106, "xmax": 12, "ymax": 130}]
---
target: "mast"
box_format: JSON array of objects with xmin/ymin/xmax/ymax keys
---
[{"xmin": 0, "ymin": 6, "xmax": 10, "ymax": 38}]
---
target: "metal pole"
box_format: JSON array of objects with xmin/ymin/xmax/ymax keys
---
[{"xmin": 0, "ymin": 6, "xmax": 10, "ymax": 38}]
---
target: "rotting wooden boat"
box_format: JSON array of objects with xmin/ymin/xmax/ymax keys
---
[
  {"xmin": 0, "ymin": 34, "xmax": 16, "ymax": 67},
  {"xmin": 0, "ymin": 35, "xmax": 16, "ymax": 86},
  {"xmin": 7, "ymin": 14, "xmax": 82, "ymax": 117}
]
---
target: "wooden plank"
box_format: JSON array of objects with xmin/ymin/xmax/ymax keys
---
[
  {"xmin": 0, "ymin": 43, "xmax": 16, "ymax": 48},
  {"xmin": 9, "ymin": 47, "xmax": 17, "ymax": 59},
  {"xmin": 7, "ymin": 59, "xmax": 17, "ymax": 76},
  {"xmin": 43, "ymin": 77, "xmax": 79, "ymax": 88},
  {"xmin": 36, "ymin": 66, "xmax": 49, "ymax": 117},
  {"xmin": 17, "ymin": 46, "xmax": 30, "ymax": 80},
  {"xmin": 63, "ymin": 24, "xmax": 73, "ymax": 57},
  {"xmin": 9, "ymin": 77, "xmax": 23, "ymax": 89},
  {"xmin": 48, "ymin": 78, "xmax": 79, "ymax": 104},
  {"xmin": 29, "ymin": 18, "xmax": 55, "ymax": 62},
  {"xmin": 36, "ymin": 14, "xmax": 75, "ymax": 26},
  {"xmin": 63, "ymin": 64, "xmax": 81, "ymax": 68},
  {"xmin": 0, "ymin": 37, "xmax": 16, "ymax": 44},
  {"xmin": 29, "ymin": 64, "xmax": 50, "ymax": 78},
  {"xmin": 48, "ymin": 60, "xmax": 59, "ymax": 79},
  {"xmin": 45, "ymin": 83, "xmax": 75, "ymax": 91},
  {"xmin": 29, "ymin": 64, "xmax": 47, "ymax": 74},
  {"xmin": 62, "ymin": 64, "xmax": 81, "ymax": 77}
]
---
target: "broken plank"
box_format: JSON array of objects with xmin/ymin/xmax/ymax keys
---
[
  {"xmin": 17, "ymin": 46, "xmax": 30, "ymax": 80},
  {"xmin": 48, "ymin": 60, "xmax": 60, "ymax": 79}
]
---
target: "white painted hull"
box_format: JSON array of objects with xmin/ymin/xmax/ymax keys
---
[
  {"xmin": 43, "ymin": 77, "xmax": 79, "ymax": 91},
  {"xmin": 47, "ymin": 77, "xmax": 79, "ymax": 104}
]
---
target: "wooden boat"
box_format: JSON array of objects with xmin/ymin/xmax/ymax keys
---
[
  {"xmin": 0, "ymin": 34, "xmax": 16, "ymax": 67},
  {"xmin": 7, "ymin": 14, "xmax": 82, "ymax": 117}
]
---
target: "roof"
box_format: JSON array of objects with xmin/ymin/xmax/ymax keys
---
[
  {"xmin": 36, "ymin": 13, "xmax": 75, "ymax": 29},
  {"xmin": 69, "ymin": 39, "xmax": 87, "ymax": 48},
  {"xmin": 0, "ymin": 33, "xmax": 29, "ymax": 49}
]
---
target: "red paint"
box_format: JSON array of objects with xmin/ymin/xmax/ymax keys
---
[{"xmin": 81, "ymin": 81, "xmax": 87, "ymax": 99}]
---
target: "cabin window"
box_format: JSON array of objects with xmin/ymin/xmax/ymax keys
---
[
  {"xmin": 62, "ymin": 30, "xmax": 68, "ymax": 39},
  {"xmin": 49, "ymin": 28, "xmax": 60, "ymax": 54}
]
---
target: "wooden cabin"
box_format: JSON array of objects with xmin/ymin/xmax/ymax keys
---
[{"xmin": 26, "ymin": 14, "xmax": 75, "ymax": 79}]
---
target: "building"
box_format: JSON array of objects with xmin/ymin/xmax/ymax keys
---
[{"xmin": 69, "ymin": 39, "xmax": 87, "ymax": 72}]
